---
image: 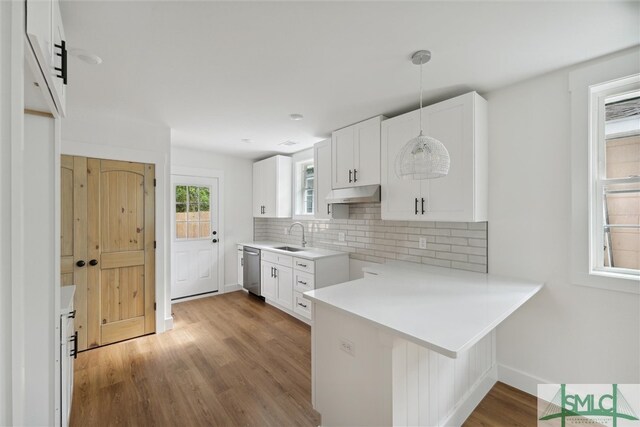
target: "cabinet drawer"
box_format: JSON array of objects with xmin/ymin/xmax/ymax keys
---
[
  {"xmin": 293, "ymin": 257, "xmax": 314, "ymax": 273},
  {"xmin": 293, "ymin": 292, "xmax": 312, "ymax": 319},
  {"xmin": 294, "ymin": 271, "xmax": 314, "ymax": 293},
  {"xmin": 262, "ymin": 250, "xmax": 293, "ymax": 267}
]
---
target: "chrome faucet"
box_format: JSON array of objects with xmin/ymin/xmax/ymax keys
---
[{"xmin": 288, "ymin": 222, "xmax": 307, "ymax": 248}]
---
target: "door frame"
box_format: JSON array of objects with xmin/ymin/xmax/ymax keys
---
[
  {"xmin": 60, "ymin": 141, "xmax": 170, "ymax": 332},
  {"xmin": 170, "ymin": 165, "xmax": 225, "ymax": 304}
]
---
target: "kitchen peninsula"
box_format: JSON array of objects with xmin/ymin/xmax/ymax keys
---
[{"xmin": 304, "ymin": 261, "xmax": 543, "ymax": 426}]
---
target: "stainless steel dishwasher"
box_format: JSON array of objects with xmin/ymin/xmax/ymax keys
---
[{"xmin": 242, "ymin": 246, "xmax": 262, "ymax": 298}]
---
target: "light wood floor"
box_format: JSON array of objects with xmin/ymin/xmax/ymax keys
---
[{"xmin": 70, "ymin": 291, "xmax": 537, "ymax": 426}]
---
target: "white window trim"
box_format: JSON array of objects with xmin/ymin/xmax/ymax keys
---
[
  {"xmin": 291, "ymin": 148, "xmax": 315, "ymax": 220},
  {"xmin": 570, "ymin": 48, "xmax": 640, "ymax": 294},
  {"xmin": 589, "ymin": 82, "xmax": 640, "ymax": 280}
]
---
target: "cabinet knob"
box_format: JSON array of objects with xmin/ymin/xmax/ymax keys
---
[
  {"xmin": 89, "ymin": 259, "xmax": 98, "ymax": 266},
  {"xmin": 76, "ymin": 260, "xmax": 86, "ymax": 267},
  {"xmin": 212, "ymin": 239, "xmax": 218, "ymax": 243}
]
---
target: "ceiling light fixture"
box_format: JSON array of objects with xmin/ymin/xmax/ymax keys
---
[
  {"xmin": 241, "ymin": 138, "xmax": 253, "ymax": 143},
  {"xmin": 279, "ymin": 140, "xmax": 299, "ymax": 146},
  {"xmin": 68, "ymin": 48, "xmax": 102, "ymax": 65},
  {"xmin": 289, "ymin": 113, "xmax": 304, "ymax": 121},
  {"xmin": 395, "ymin": 50, "xmax": 450, "ymax": 180}
]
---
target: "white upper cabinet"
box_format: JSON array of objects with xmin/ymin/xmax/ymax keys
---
[
  {"xmin": 381, "ymin": 92, "xmax": 488, "ymax": 222},
  {"xmin": 25, "ymin": 0, "xmax": 67, "ymax": 117},
  {"xmin": 332, "ymin": 116, "xmax": 384, "ymax": 189},
  {"xmin": 314, "ymin": 140, "xmax": 348, "ymax": 220},
  {"xmin": 253, "ymin": 155, "xmax": 292, "ymax": 218}
]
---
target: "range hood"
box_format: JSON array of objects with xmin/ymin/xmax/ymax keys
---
[{"xmin": 325, "ymin": 185, "xmax": 381, "ymax": 204}]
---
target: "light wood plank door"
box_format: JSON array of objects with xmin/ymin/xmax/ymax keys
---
[
  {"xmin": 61, "ymin": 156, "xmax": 155, "ymax": 351},
  {"xmin": 61, "ymin": 155, "xmax": 89, "ymax": 350}
]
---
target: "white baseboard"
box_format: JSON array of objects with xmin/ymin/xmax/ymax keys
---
[
  {"xmin": 224, "ymin": 283, "xmax": 242, "ymax": 293},
  {"xmin": 497, "ymin": 363, "xmax": 551, "ymax": 396},
  {"xmin": 164, "ymin": 316, "xmax": 174, "ymax": 331},
  {"xmin": 443, "ymin": 364, "xmax": 497, "ymax": 426}
]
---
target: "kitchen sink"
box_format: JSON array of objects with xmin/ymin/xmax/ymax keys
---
[{"xmin": 275, "ymin": 246, "xmax": 304, "ymax": 252}]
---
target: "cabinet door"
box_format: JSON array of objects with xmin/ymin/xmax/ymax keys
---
[
  {"xmin": 422, "ymin": 94, "xmax": 475, "ymax": 221},
  {"xmin": 50, "ymin": 0, "xmax": 66, "ymax": 115},
  {"xmin": 275, "ymin": 266, "xmax": 293, "ymax": 310},
  {"xmin": 237, "ymin": 249, "xmax": 243, "ymax": 286},
  {"xmin": 26, "ymin": 0, "xmax": 54, "ymax": 71},
  {"xmin": 261, "ymin": 261, "xmax": 276, "ymax": 300},
  {"xmin": 261, "ymin": 157, "xmax": 277, "ymax": 217},
  {"xmin": 332, "ymin": 126, "xmax": 355, "ymax": 189},
  {"xmin": 353, "ymin": 116, "xmax": 382, "ymax": 187},
  {"xmin": 252, "ymin": 161, "xmax": 263, "ymax": 217},
  {"xmin": 380, "ymin": 111, "xmax": 423, "ymax": 220}
]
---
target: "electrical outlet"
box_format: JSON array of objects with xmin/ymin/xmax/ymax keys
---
[
  {"xmin": 284, "ymin": 227, "xmax": 289, "ymax": 235},
  {"xmin": 338, "ymin": 232, "xmax": 346, "ymax": 242},
  {"xmin": 339, "ymin": 339, "xmax": 355, "ymax": 357},
  {"xmin": 419, "ymin": 237, "xmax": 427, "ymax": 249}
]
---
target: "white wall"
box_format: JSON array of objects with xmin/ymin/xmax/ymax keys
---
[
  {"xmin": 487, "ymin": 48, "xmax": 640, "ymax": 392},
  {"xmin": 61, "ymin": 113, "xmax": 173, "ymax": 331},
  {"xmin": 171, "ymin": 147, "xmax": 254, "ymax": 288},
  {"xmin": 0, "ymin": 1, "xmax": 14, "ymax": 423}
]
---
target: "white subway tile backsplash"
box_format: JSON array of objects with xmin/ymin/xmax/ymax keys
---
[{"xmin": 254, "ymin": 202, "xmax": 488, "ymax": 273}]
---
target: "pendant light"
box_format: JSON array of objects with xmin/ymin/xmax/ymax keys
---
[{"xmin": 395, "ymin": 50, "xmax": 450, "ymax": 180}]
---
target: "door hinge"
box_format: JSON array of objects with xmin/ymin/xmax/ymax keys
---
[
  {"xmin": 154, "ymin": 302, "xmax": 156, "ymax": 311},
  {"xmin": 153, "ymin": 178, "xmax": 157, "ymax": 187},
  {"xmin": 154, "ymin": 240, "xmax": 156, "ymax": 249}
]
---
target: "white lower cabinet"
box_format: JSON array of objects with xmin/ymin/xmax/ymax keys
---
[
  {"xmin": 237, "ymin": 245, "xmax": 244, "ymax": 286},
  {"xmin": 275, "ymin": 266, "xmax": 294, "ymax": 309},
  {"xmin": 261, "ymin": 256, "xmax": 293, "ymax": 310},
  {"xmin": 261, "ymin": 261, "xmax": 277, "ymax": 300},
  {"xmin": 59, "ymin": 286, "xmax": 76, "ymax": 427},
  {"xmin": 260, "ymin": 249, "xmax": 349, "ymax": 323}
]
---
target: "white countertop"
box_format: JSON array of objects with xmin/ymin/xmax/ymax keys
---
[
  {"xmin": 60, "ymin": 285, "xmax": 75, "ymax": 316},
  {"xmin": 240, "ymin": 241, "xmax": 348, "ymax": 260},
  {"xmin": 304, "ymin": 261, "xmax": 543, "ymax": 358}
]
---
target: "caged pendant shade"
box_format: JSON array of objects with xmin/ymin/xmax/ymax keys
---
[{"xmin": 395, "ymin": 50, "xmax": 450, "ymax": 180}]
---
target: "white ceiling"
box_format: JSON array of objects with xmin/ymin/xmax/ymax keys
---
[{"xmin": 60, "ymin": 1, "xmax": 640, "ymax": 159}]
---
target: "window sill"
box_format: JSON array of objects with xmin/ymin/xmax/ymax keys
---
[
  {"xmin": 572, "ymin": 270, "xmax": 640, "ymax": 294},
  {"xmin": 292, "ymin": 213, "xmax": 314, "ymax": 221}
]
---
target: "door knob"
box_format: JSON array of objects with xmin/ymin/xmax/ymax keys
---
[
  {"xmin": 212, "ymin": 239, "xmax": 218, "ymax": 243},
  {"xmin": 89, "ymin": 259, "xmax": 98, "ymax": 266},
  {"xmin": 76, "ymin": 260, "xmax": 86, "ymax": 267}
]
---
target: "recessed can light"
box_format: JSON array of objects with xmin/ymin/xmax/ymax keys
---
[
  {"xmin": 289, "ymin": 113, "xmax": 304, "ymax": 121},
  {"xmin": 241, "ymin": 138, "xmax": 253, "ymax": 143}
]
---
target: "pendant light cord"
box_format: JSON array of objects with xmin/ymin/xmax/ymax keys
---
[{"xmin": 419, "ymin": 61, "xmax": 423, "ymax": 134}]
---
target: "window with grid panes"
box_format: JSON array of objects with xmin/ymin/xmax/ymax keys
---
[{"xmin": 175, "ymin": 185, "xmax": 211, "ymax": 240}]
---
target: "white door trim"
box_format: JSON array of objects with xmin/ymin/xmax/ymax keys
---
[{"xmin": 170, "ymin": 165, "xmax": 225, "ymax": 303}]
